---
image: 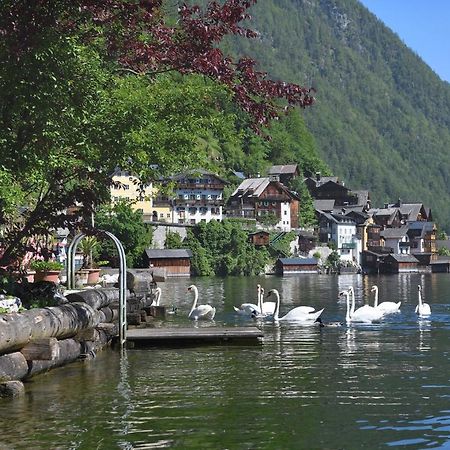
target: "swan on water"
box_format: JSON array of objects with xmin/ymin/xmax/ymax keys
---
[
  {"xmin": 151, "ymin": 287, "xmax": 162, "ymax": 307},
  {"xmin": 371, "ymin": 285, "xmax": 401, "ymax": 314},
  {"xmin": 187, "ymin": 285, "xmax": 216, "ymax": 320},
  {"xmin": 415, "ymin": 285, "xmax": 431, "ymax": 317},
  {"xmin": 341, "ymin": 287, "xmax": 384, "ymax": 323},
  {"xmin": 260, "ymin": 287, "xmax": 276, "ymax": 316},
  {"xmin": 268, "ymin": 289, "xmax": 324, "ymax": 323},
  {"xmin": 233, "ymin": 284, "xmax": 261, "ymax": 316}
]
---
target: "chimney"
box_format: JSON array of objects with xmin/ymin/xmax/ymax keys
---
[
  {"xmin": 384, "ymin": 203, "xmax": 389, "ymax": 208},
  {"xmin": 316, "ymin": 172, "xmax": 321, "ymax": 181}
]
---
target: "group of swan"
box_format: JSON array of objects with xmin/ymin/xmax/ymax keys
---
[
  {"xmin": 340, "ymin": 284, "xmax": 430, "ymax": 323},
  {"xmin": 154, "ymin": 283, "xmax": 431, "ymax": 323}
]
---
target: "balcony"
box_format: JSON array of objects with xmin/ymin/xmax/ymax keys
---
[
  {"xmin": 341, "ymin": 242, "xmax": 356, "ymax": 249},
  {"xmin": 173, "ymin": 198, "xmax": 224, "ymax": 207},
  {"xmin": 176, "ymin": 182, "xmax": 225, "ymax": 190}
]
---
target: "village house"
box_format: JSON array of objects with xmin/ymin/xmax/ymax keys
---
[
  {"xmin": 267, "ymin": 164, "xmax": 299, "ymax": 185},
  {"xmin": 380, "ymin": 226, "xmax": 410, "ymax": 254},
  {"xmin": 388, "ymin": 199, "xmax": 433, "ymax": 222},
  {"xmin": 407, "ymin": 221, "xmax": 437, "ymax": 256},
  {"xmin": 143, "ymin": 249, "xmax": 193, "ymax": 277},
  {"xmin": 168, "ymin": 170, "xmax": 227, "ymax": 225},
  {"xmin": 317, "ymin": 212, "xmax": 360, "ymax": 263},
  {"xmin": 226, "ymin": 177, "xmax": 300, "ymax": 231},
  {"xmin": 248, "ymin": 231, "xmax": 270, "ymax": 247}
]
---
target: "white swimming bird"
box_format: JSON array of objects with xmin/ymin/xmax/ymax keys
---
[
  {"xmin": 415, "ymin": 285, "xmax": 431, "ymax": 317},
  {"xmin": 259, "ymin": 287, "xmax": 276, "ymax": 316},
  {"xmin": 341, "ymin": 287, "xmax": 384, "ymax": 323},
  {"xmin": 268, "ymin": 289, "xmax": 324, "ymax": 322},
  {"xmin": 151, "ymin": 287, "xmax": 162, "ymax": 307},
  {"xmin": 371, "ymin": 285, "xmax": 401, "ymax": 314},
  {"xmin": 187, "ymin": 285, "xmax": 216, "ymax": 320},
  {"xmin": 233, "ymin": 284, "xmax": 262, "ymax": 316}
]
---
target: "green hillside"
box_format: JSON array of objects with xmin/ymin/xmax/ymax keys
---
[{"xmin": 226, "ymin": 0, "xmax": 450, "ymax": 230}]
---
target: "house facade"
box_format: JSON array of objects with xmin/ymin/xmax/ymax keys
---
[
  {"xmin": 143, "ymin": 249, "xmax": 193, "ymax": 277},
  {"xmin": 169, "ymin": 170, "xmax": 227, "ymax": 225},
  {"xmin": 226, "ymin": 177, "xmax": 300, "ymax": 231},
  {"xmin": 380, "ymin": 226, "xmax": 410, "ymax": 254},
  {"xmin": 267, "ymin": 164, "xmax": 299, "ymax": 185}
]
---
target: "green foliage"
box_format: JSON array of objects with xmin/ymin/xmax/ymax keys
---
[
  {"xmin": 258, "ymin": 212, "xmax": 279, "ymax": 227},
  {"xmin": 438, "ymin": 247, "xmax": 450, "ymax": 257},
  {"xmin": 184, "ymin": 220, "xmax": 270, "ymax": 276},
  {"xmin": 29, "ymin": 260, "xmax": 63, "ymax": 271},
  {"xmin": 270, "ymin": 231, "xmax": 296, "ymax": 257},
  {"xmin": 226, "ymin": 0, "xmax": 450, "ymax": 231},
  {"xmin": 289, "ymin": 177, "xmax": 317, "ymax": 227},
  {"xmin": 79, "ymin": 236, "xmax": 100, "ymax": 269},
  {"xmin": 325, "ymin": 251, "xmax": 340, "ymax": 270},
  {"xmin": 165, "ymin": 231, "xmax": 184, "ymax": 249},
  {"xmin": 95, "ymin": 201, "xmax": 153, "ymax": 268}
]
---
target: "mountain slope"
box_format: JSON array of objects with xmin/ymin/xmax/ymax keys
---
[{"xmin": 228, "ymin": 0, "xmax": 450, "ymax": 230}]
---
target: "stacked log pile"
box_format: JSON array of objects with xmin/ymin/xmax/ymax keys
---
[{"xmin": 0, "ymin": 271, "xmax": 162, "ymax": 397}]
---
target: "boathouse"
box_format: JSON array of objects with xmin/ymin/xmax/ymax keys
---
[
  {"xmin": 143, "ymin": 249, "xmax": 192, "ymax": 277},
  {"xmin": 381, "ymin": 254, "xmax": 419, "ymax": 274},
  {"xmin": 248, "ymin": 231, "xmax": 270, "ymax": 247},
  {"xmin": 276, "ymin": 257, "xmax": 318, "ymax": 275}
]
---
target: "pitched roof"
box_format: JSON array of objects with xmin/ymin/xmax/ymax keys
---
[
  {"xmin": 268, "ymin": 164, "xmax": 298, "ymax": 175},
  {"xmin": 380, "ymin": 226, "xmax": 409, "ymax": 239},
  {"xmin": 231, "ymin": 177, "xmax": 271, "ymax": 197},
  {"xmin": 278, "ymin": 257, "xmax": 318, "ymax": 265},
  {"xmin": 171, "ymin": 169, "xmax": 227, "ymax": 184},
  {"xmin": 145, "ymin": 249, "xmax": 193, "ymax": 259},
  {"xmin": 314, "ymin": 199, "xmax": 335, "ymax": 212},
  {"xmin": 351, "ymin": 190, "xmax": 370, "ymax": 206},
  {"xmin": 386, "ymin": 254, "xmax": 419, "ymax": 263}
]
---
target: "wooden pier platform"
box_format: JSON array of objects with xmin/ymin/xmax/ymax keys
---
[{"xmin": 125, "ymin": 327, "xmax": 263, "ymax": 347}]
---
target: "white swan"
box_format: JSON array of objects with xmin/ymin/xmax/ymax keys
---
[
  {"xmin": 341, "ymin": 287, "xmax": 384, "ymax": 323},
  {"xmin": 151, "ymin": 287, "xmax": 162, "ymax": 307},
  {"xmin": 269, "ymin": 289, "xmax": 324, "ymax": 322},
  {"xmin": 371, "ymin": 285, "xmax": 401, "ymax": 314},
  {"xmin": 233, "ymin": 284, "xmax": 261, "ymax": 316},
  {"xmin": 415, "ymin": 285, "xmax": 431, "ymax": 317},
  {"xmin": 260, "ymin": 287, "xmax": 276, "ymax": 316},
  {"xmin": 187, "ymin": 285, "xmax": 216, "ymax": 320}
]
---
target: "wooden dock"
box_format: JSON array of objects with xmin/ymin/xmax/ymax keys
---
[{"xmin": 125, "ymin": 326, "xmax": 263, "ymax": 346}]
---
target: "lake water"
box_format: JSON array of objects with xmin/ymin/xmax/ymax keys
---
[{"xmin": 1, "ymin": 273, "xmax": 450, "ymax": 449}]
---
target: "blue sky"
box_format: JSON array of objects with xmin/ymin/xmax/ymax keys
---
[{"xmin": 359, "ymin": 0, "xmax": 450, "ymax": 83}]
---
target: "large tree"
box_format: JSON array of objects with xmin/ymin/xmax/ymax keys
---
[{"xmin": 0, "ymin": 0, "xmax": 314, "ymax": 268}]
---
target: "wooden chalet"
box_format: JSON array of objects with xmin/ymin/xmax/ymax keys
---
[
  {"xmin": 297, "ymin": 231, "xmax": 317, "ymax": 255},
  {"xmin": 267, "ymin": 164, "xmax": 299, "ymax": 185},
  {"xmin": 143, "ymin": 249, "xmax": 193, "ymax": 277},
  {"xmin": 226, "ymin": 177, "xmax": 300, "ymax": 230},
  {"xmin": 380, "ymin": 254, "xmax": 419, "ymax": 274},
  {"xmin": 248, "ymin": 231, "xmax": 270, "ymax": 246},
  {"xmin": 276, "ymin": 257, "xmax": 318, "ymax": 275}
]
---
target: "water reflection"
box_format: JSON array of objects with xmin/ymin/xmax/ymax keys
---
[{"xmin": 0, "ymin": 274, "xmax": 450, "ymax": 449}]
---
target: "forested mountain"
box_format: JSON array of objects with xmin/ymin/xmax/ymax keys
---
[{"xmin": 225, "ymin": 0, "xmax": 450, "ymax": 230}]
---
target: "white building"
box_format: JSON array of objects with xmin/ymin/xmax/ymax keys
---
[{"xmin": 171, "ymin": 170, "xmax": 227, "ymax": 225}]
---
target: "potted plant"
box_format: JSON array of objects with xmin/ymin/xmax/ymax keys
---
[
  {"xmin": 30, "ymin": 260, "xmax": 64, "ymax": 283},
  {"xmin": 79, "ymin": 237, "xmax": 107, "ymax": 284}
]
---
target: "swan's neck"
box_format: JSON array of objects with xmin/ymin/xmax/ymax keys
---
[
  {"xmin": 273, "ymin": 291, "xmax": 280, "ymax": 321},
  {"xmin": 350, "ymin": 288, "xmax": 355, "ymax": 315},
  {"xmin": 189, "ymin": 287, "xmax": 198, "ymax": 315},
  {"xmin": 155, "ymin": 289, "xmax": 161, "ymax": 306},
  {"xmin": 418, "ymin": 289, "xmax": 422, "ymax": 307},
  {"xmin": 345, "ymin": 292, "xmax": 351, "ymax": 322},
  {"xmin": 373, "ymin": 287, "xmax": 378, "ymax": 307},
  {"xmin": 257, "ymin": 285, "xmax": 262, "ymax": 311}
]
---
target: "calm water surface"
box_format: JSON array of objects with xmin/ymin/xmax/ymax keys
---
[{"xmin": 1, "ymin": 274, "xmax": 450, "ymax": 449}]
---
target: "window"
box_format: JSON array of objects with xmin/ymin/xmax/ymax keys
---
[
  {"xmin": 189, "ymin": 207, "xmax": 197, "ymax": 214},
  {"xmin": 166, "ymin": 213, "xmax": 171, "ymax": 218},
  {"xmin": 190, "ymin": 219, "xmax": 196, "ymax": 224},
  {"xmin": 123, "ymin": 185, "xmax": 129, "ymax": 190},
  {"xmin": 284, "ymin": 210, "xmax": 287, "ymax": 215},
  {"xmin": 160, "ymin": 213, "xmax": 164, "ymax": 218}
]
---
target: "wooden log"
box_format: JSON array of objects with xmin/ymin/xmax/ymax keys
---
[
  {"xmin": 99, "ymin": 306, "xmax": 114, "ymax": 323},
  {"xmin": 0, "ymin": 381, "xmax": 25, "ymax": 398},
  {"xmin": 149, "ymin": 306, "xmax": 166, "ymax": 319},
  {"xmin": 74, "ymin": 328, "xmax": 99, "ymax": 342},
  {"xmin": 20, "ymin": 338, "xmax": 59, "ymax": 361},
  {"xmin": 65, "ymin": 288, "xmax": 123, "ymax": 310},
  {"xmin": 126, "ymin": 269, "xmax": 155, "ymax": 294},
  {"xmin": 0, "ymin": 303, "xmax": 101, "ymax": 354},
  {"xmin": 26, "ymin": 338, "xmax": 82, "ymax": 378},
  {"xmin": 0, "ymin": 352, "xmax": 29, "ymax": 381},
  {"xmin": 127, "ymin": 312, "xmax": 142, "ymax": 325}
]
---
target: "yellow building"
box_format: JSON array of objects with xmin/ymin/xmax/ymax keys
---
[{"xmin": 110, "ymin": 171, "xmax": 172, "ymax": 223}]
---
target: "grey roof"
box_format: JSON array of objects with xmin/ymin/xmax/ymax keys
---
[
  {"xmin": 407, "ymin": 221, "xmax": 435, "ymax": 231},
  {"xmin": 231, "ymin": 177, "xmax": 271, "ymax": 197},
  {"xmin": 321, "ymin": 212, "xmax": 356, "ymax": 225},
  {"xmin": 370, "ymin": 207, "xmax": 398, "ymax": 217},
  {"xmin": 386, "ymin": 254, "xmax": 419, "ymax": 263},
  {"xmin": 314, "ymin": 199, "xmax": 335, "ymax": 212},
  {"xmin": 351, "ymin": 190, "xmax": 370, "ymax": 206},
  {"xmin": 145, "ymin": 249, "xmax": 193, "ymax": 259},
  {"xmin": 380, "ymin": 227, "xmax": 409, "ymax": 239},
  {"xmin": 278, "ymin": 257, "xmax": 318, "ymax": 265},
  {"xmin": 268, "ymin": 164, "xmax": 298, "ymax": 175}
]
